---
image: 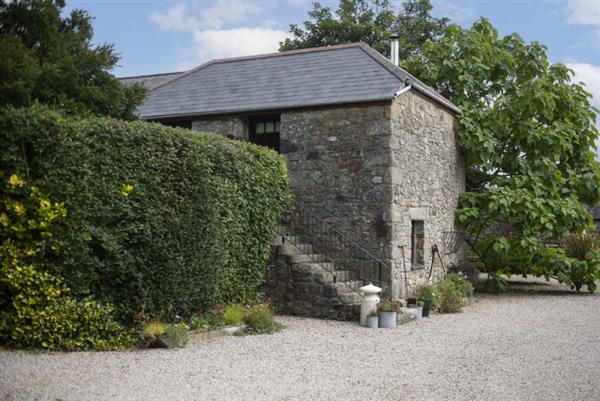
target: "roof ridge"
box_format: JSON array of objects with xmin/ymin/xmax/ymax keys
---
[
  {"xmin": 119, "ymin": 71, "xmax": 184, "ymax": 80},
  {"xmin": 150, "ymin": 43, "xmax": 364, "ymax": 91}
]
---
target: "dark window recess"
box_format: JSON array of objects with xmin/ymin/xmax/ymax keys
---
[
  {"xmin": 249, "ymin": 115, "xmax": 280, "ymax": 152},
  {"xmin": 411, "ymin": 220, "xmax": 425, "ymax": 267},
  {"xmin": 158, "ymin": 119, "xmax": 192, "ymax": 129}
]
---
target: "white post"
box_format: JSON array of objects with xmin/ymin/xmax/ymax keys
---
[{"xmin": 359, "ymin": 282, "xmax": 382, "ymax": 326}]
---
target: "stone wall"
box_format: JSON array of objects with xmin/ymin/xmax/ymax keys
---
[
  {"xmin": 388, "ymin": 91, "xmax": 465, "ymax": 299},
  {"xmin": 192, "ymin": 117, "xmax": 247, "ymax": 140},
  {"xmin": 280, "ymin": 104, "xmax": 393, "ymax": 265},
  {"xmin": 187, "ymin": 96, "xmax": 465, "ymax": 300}
]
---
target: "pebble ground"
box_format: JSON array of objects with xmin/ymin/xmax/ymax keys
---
[{"xmin": 1, "ymin": 284, "xmax": 599, "ymax": 401}]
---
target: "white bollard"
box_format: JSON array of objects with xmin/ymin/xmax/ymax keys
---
[{"xmin": 359, "ymin": 282, "xmax": 382, "ymax": 326}]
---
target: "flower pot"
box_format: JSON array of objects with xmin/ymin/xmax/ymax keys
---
[
  {"xmin": 408, "ymin": 305, "xmax": 423, "ymax": 319},
  {"xmin": 366, "ymin": 315, "xmax": 379, "ymax": 329},
  {"xmin": 422, "ymin": 298, "xmax": 433, "ymax": 317},
  {"xmin": 378, "ymin": 311, "xmax": 397, "ymax": 328}
]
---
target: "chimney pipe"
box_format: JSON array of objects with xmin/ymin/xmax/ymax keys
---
[{"xmin": 390, "ymin": 35, "xmax": 399, "ymax": 66}]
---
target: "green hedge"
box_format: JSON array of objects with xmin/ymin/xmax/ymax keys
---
[{"xmin": 0, "ymin": 106, "xmax": 291, "ymax": 323}]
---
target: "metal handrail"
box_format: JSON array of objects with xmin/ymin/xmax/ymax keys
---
[{"xmin": 280, "ymin": 202, "xmax": 390, "ymax": 294}]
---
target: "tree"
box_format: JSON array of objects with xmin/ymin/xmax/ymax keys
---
[
  {"xmin": 403, "ymin": 19, "xmax": 600, "ymax": 283},
  {"xmin": 279, "ymin": 0, "xmax": 448, "ymax": 60},
  {"xmin": 0, "ymin": 0, "xmax": 145, "ymax": 119}
]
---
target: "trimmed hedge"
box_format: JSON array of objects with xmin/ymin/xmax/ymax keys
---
[{"xmin": 0, "ymin": 106, "xmax": 291, "ymax": 324}]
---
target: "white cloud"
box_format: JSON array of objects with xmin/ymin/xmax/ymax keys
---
[
  {"xmin": 149, "ymin": 2, "xmax": 288, "ymax": 67},
  {"xmin": 567, "ymin": 1, "xmax": 600, "ymax": 25},
  {"xmin": 432, "ymin": 1, "xmax": 476, "ymax": 23},
  {"xmin": 192, "ymin": 27, "xmax": 289, "ymax": 62},
  {"xmin": 200, "ymin": 1, "xmax": 263, "ymax": 30},
  {"xmin": 149, "ymin": 4, "xmax": 197, "ymax": 31},
  {"xmin": 567, "ymin": 62, "xmax": 600, "ymax": 157},
  {"xmin": 568, "ymin": 62, "xmax": 600, "ymax": 110},
  {"xmin": 150, "ymin": 1, "xmax": 263, "ymax": 32}
]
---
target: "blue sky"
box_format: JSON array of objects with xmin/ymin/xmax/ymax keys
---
[{"xmin": 67, "ymin": 0, "xmax": 600, "ymax": 122}]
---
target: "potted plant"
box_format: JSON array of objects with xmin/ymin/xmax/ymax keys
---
[
  {"xmin": 378, "ymin": 300, "xmax": 401, "ymax": 328},
  {"xmin": 366, "ymin": 309, "xmax": 379, "ymax": 329},
  {"xmin": 415, "ymin": 283, "xmax": 435, "ymax": 317}
]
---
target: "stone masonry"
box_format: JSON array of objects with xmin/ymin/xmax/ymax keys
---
[{"xmin": 189, "ymin": 90, "xmax": 465, "ymax": 303}]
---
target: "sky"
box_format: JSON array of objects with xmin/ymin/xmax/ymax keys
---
[{"xmin": 66, "ymin": 0, "xmax": 600, "ymax": 130}]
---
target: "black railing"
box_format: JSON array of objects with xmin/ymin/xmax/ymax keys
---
[{"xmin": 278, "ymin": 202, "xmax": 390, "ymax": 294}]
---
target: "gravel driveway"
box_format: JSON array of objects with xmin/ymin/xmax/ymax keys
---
[{"xmin": 1, "ymin": 288, "xmax": 599, "ymax": 401}]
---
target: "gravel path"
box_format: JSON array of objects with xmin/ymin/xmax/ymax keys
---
[{"xmin": 1, "ymin": 289, "xmax": 599, "ymax": 401}]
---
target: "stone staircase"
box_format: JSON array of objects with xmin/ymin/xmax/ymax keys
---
[{"xmin": 261, "ymin": 228, "xmax": 362, "ymax": 320}]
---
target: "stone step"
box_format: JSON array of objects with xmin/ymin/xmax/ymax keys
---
[
  {"xmin": 316, "ymin": 270, "xmax": 355, "ymax": 283},
  {"xmin": 290, "ymin": 262, "xmax": 327, "ymax": 275},
  {"xmin": 271, "ymin": 232, "xmax": 284, "ymax": 247},
  {"xmin": 335, "ymin": 281, "xmax": 363, "ymax": 293},
  {"xmin": 338, "ymin": 292, "xmax": 362, "ymax": 304},
  {"xmin": 278, "ymin": 243, "xmax": 313, "ymax": 256},
  {"xmin": 275, "ymin": 226, "xmax": 289, "ymax": 235},
  {"xmin": 288, "ymin": 253, "xmax": 328, "ymax": 264}
]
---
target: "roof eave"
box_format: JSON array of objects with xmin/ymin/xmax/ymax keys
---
[{"xmin": 139, "ymin": 96, "xmax": 396, "ymax": 120}]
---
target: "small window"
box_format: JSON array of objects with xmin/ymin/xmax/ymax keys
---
[
  {"xmin": 249, "ymin": 115, "xmax": 280, "ymax": 152},
  {"xmin": 411, "ymin": 220, "xmax": 425, "ymax": 267}
]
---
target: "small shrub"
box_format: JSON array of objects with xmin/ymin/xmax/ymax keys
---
[
  {"xmin": 561, "ymin": 231, "xmax": 600, "ymax": 260},
  {"xmin": 140, "ymin": 322, "xmax": 188, "ymax": 348},
  {"xmin": 444, "ymin": 273, "xmax": 474, "ymax": 298},
  {"xmin": 164, "ymin": 324, "xmax": 189, "ymax": 348},
  {"xmin": 377, "ymin": 300, "xmax": 402, "ymax": 313},
  {"xmin": 189, "ymin": 314, "xmax": 210, "ymax": 331},
  {"xmin": 241, "ymin": 303, "xmax": 281, "ymax": 335},
  {"xmin": 434, "ymin": 279, "xmax": 465, "ymax": 313},
  {"xmin": 447, "ymin": 263, "xmax": 480, "ymax": 284},
  {"xmin": 415, "ymin": 283, "xmax": 435, "ymax": 299},
  {"xmin": 141, "ymin": 322, "xmax": 167, "ymax": 344},
  {"xmin": 221, "ymin": 304, "xmax": 246, "ymax": 326}
]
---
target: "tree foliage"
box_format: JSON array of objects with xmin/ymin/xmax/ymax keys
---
[
  {"xmin": 279, "ymin": 0, "xmax": 448, "ymax": 60},
  {"xmin": 403, "ymin": 19, "xmax": 600, "ymax": 288},
  {"xmin": 0, "ymin": 0, "xmax": 145, "ymax": 119}
]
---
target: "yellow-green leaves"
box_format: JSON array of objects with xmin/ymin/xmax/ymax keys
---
[
  {"xmin": 0, "ymin": 174, "xmax": 131, "ymax": 350},
  {"xmin": 120, "ymin": 183, "xmax": 134, "ymax": 197}
]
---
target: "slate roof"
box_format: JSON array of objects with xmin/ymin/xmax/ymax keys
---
[
  {"xmin": 119, "ymin": 72, "xmax": 184, "ymax": 90},
  {"xmin": 137, "ymin": 42, "xmax": 459, "ymax": 119}
]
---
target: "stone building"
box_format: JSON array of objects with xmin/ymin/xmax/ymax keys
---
[{"xmin": 123, "ymin": 42, "xmax": 465, "ymax": 313}]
